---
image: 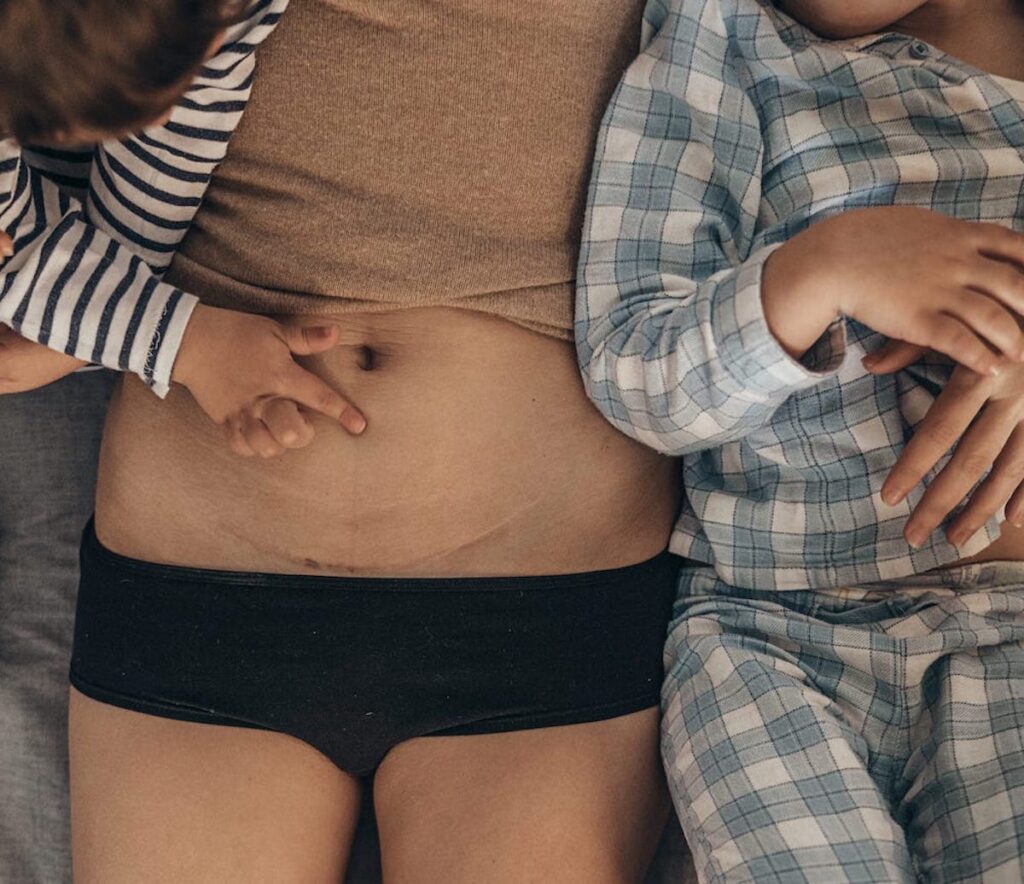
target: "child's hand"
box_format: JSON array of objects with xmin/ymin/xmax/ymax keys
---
[
  {"xmin": 172, "ymin": 304, "xmax": 366, "ymax": 459},
  {"xmin": 764, "ymin": 207, "xmax": 1024, "ymax": 377},
  {"xmin": 0, "ymin": 231, "xmax": 12, "ymax": 264},
  {"xmin": 0, "ymin": 324, "xmax": 88, "ymax": 393},
  {"xmin": 865, "ymin": 340, "xmax": 1024, "ymax": 548}
]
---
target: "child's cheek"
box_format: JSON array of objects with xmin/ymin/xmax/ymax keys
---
[{"xmin": 777, "ymin": 0, "xmax": 930, "ymax": 39}]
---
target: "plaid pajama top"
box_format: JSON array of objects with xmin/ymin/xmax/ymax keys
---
[{"xmin": 577, "ymin": 0, "xmax": 1024, "ymax": 591}]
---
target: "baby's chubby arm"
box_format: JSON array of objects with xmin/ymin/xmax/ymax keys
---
[{"xmin": 777, "ymin": 0, "xmax": 928, "ymax": 38}]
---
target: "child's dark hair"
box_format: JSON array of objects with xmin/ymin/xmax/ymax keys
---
[{"xmin": 0, "ymin": 0, "xmax": 247, "ymax": 143}]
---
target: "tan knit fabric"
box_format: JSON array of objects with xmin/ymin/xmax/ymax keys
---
[{"xmin": 164, "ymin": 0, "xmax": 646, "ymax": 338}]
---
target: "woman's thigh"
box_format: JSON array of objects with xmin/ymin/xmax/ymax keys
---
[
  {"xmin": 373, "ymin": 708, "xmax": 669, "ymax": 884},
  {"xmin": 69, "ymin": 689, "xmax": 363, "ymax": 884}
]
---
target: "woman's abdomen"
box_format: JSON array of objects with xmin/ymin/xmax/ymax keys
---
[{"xmin": 95, "ymin": 308, "xmax": 680, "ymax": 577}]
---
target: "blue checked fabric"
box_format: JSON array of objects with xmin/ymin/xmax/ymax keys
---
[
  {"xmin": 663, "ymin": 562, "xmax": 1024, "ymax": 883},
  {"xmin": 576, "ymin": 0, "xmax": 1024, "ymax": 590}
]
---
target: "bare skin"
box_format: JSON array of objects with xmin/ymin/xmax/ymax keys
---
[
  {"xmin": 778, "ymin": 0, "xmax": 928, "ymax": 38},
  {"xmin": 70, "ymin": 691, "xmax": 363, "ymax": 884},
  {"xmin": 872, "ymin": 1, "xmax": 1024, "ymax": 553},
  {"xmin": 72, "ymin": 307, "xmax": 679, "ymax": 881},
  {"xmin": 783, "ymin": 0, "xmax": 1024, "ymax": 82},
  {"xmin": 764, "ymin": 0, "xmax": 1024, "ymax": 556},
  {"xmin": 72, "ymin": 691, "xmax": 667, "ymax": 883},
  {"xmin": 373, "ymin": 709, "xmax": 669, "ymax": 884},
  {"xmin": 890, "ymin": 0, "xmax": 1024, "ymax": 82},
  {"xmin": 94, "ymin": 308, "xmax": 678, "ymax": 577},
  {"xmin": 0, "ymin": 17, "xmax": 678, "ymax": 881},
  {"xmin": 0, "ymin": 29, "xmax": 354, "ymax": 449}
]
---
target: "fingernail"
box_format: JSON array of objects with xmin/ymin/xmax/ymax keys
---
[
  {"xmin": 1011, "ymin": 513, "xmax": 1024, "ymax": 529},
  {"xmin": 948, "ymin": 528, "xmax": 970, "ymax": 546},
  {"xmin": 861, "ymin": 354, "xmax": 880, "ymax": 369},
  {"xmin": 342, "ymin": 410, "xmax": 366, "ymax": 435},
  {"xmin": 989, "ymin": 364, "xmax": 1002, "ymax": 376},
  {"xmin": 882, "ymin": 488, "xmax": 905, "ymax": 506},
  {"xmin": 906, "ymin": 528, "xmax": 926, "ymax": 549},
  {"xmin": 1, "ymin": 245, "xmax": 12, "ymax": 258}
]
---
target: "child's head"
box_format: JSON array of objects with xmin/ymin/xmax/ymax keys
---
[
  {"xmin": 0, "ymin": 0, "xmax": 245, "ymax": 145},
  {"xmin": 778, "ymin": 1, "xmax": 930, "ymax": 38}
]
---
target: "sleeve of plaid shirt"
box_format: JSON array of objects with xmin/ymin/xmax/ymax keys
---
[
  {"xmin": 576, "ymin": 0, "xmax": 846, "ymax": 457},
  {"xmin": 0, "ymin": 0, "xmax": 284, "ymax": 398}
]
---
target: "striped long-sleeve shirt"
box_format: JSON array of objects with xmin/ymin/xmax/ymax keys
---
[
  {"xmin": 0, "ymin": 0, "xmax": 287, "ymax": 397},
  {"xmin": 577, "ymin": 0, "xmax": 1024, "ymax": 590}
]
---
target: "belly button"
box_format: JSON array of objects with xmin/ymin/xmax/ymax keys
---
[{"xmin": 357, "ymin": 346, "xmax": 376, "ymax": 372}]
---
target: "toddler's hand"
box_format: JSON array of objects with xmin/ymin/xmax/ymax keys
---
[
  {"xmin": 764, "ymin": 207, "xmax": 1024, "ymax": 376},
  {"xmin": 172, "ymin": 304, "xmax": 366, "ymax": 459},
  {"xmin": 0, "ymin": 231, "xmax": 13, "ymax": 264}
]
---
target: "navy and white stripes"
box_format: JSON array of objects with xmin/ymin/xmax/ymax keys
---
[{"xmin": 0, "ymin": 0, "xmax": 287, "ymax": 397}]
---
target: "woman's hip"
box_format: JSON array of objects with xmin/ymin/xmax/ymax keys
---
[{"xmin": 71, "ymin": 520, "xmax": 682, "ymax": 776}]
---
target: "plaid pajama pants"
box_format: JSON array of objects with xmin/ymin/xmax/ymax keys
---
[{"xmin": 662, "ymin": 562, "xmax": 1024, "ymax": 883}]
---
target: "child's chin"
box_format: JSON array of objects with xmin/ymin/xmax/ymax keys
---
[{"xmin": 778, "ymin": 1, "xmax": 916, "ymax": 41}]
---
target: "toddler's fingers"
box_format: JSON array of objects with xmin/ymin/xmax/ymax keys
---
[
  {"xmin": 280, "ymin": 323, "xmax": 340, "ymax": 356},
  {"xmin": 862, "ymin": 340, "xmax": 927, "ymax": 374},
  {"xmin": 241, "ymin": 412, "xmax": 286, "ymax": 459},
  {"xmin": 970, "ymin": 249, "xmax": 1024, "ymax": 321},
  {"xmin": 948, "ymin": 282, "xmax": 1024, "ymax": 360},
  {"xmin": 916, "ymin": 314, "xmax": 1000, "ymax": 377},
  {"xmin": 974, "ymin": 222, "xmax": 1024, "ymax": 273},
  {"xmin": 224, "ymin": 417, "xmax": 256, "ymax": 458},
  {"xmin": 0, "ymin": 232, "xmax": 12, "ymax": 260},
  {"xmin": 262, "ymin": 398, "xmax": 315, "ymax": 450},
  {"xmin": 277, "ymin": 363, "xmax": 366, "ymax": 435}
]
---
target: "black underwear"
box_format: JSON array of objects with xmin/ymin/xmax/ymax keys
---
[{"xmin": 71, "ymin": 521, "xmax": 679, "ymax": 776}]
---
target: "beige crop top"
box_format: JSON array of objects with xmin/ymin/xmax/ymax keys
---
[{"xmin": 165, "ymin": 0, "xmax": 646, "ymax": 339}]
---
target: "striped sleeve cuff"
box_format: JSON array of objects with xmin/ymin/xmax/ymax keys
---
[
  {"xmin": 139, "ymin": 286, "xmax": 198, "ymax": 398},
  {"xmin": 2, "ymin": 213, "xmax": 200, "ymax": 398}
]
